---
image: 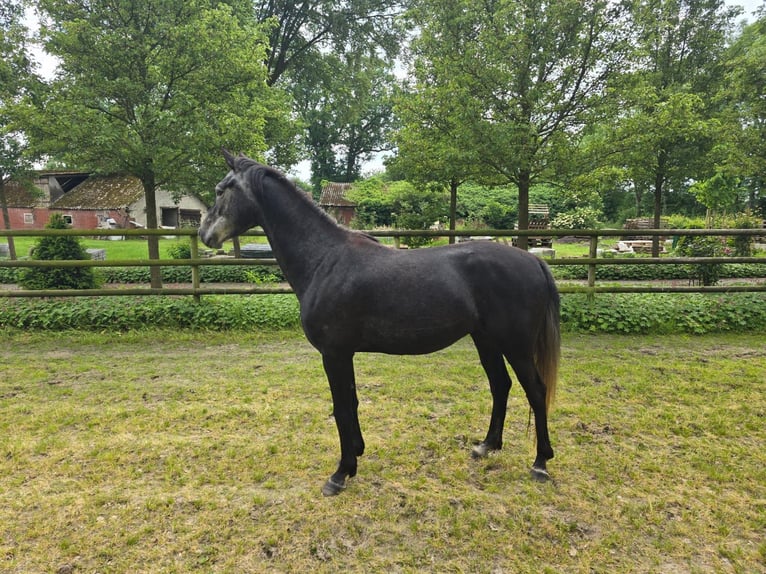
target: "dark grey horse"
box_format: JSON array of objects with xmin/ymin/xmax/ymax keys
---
[{"xmin": 199, "ymin": 150, "xmax": 561, "ymax": 496}]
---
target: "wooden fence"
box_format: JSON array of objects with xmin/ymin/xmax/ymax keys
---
[{"xmin": 1, "ymin": 227, "xmax": 765, "ymax": 298}]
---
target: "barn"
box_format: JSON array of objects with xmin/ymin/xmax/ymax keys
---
[
  {"xmin": 319, "ymin": 182, "xmax": 356, "ymax": 226},
  {"xmin": 2, "ymin": 171, "xmax": 207, "ymax": 231}
]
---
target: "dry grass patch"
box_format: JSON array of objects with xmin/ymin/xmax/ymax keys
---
[{"xmin": 1, "ymin": 330, "xmax": 764, "ymax": 573}]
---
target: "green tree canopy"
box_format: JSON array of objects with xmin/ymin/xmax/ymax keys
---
[
  {"xmin": 399, "ymin": 0, "xmax": 629, "ymax": 248},
  {"xmin": 714, "ymin": 11, "xmax": 766, "ymax": 214},
  {"xmin": 24, "ymin": 0, "xmax": 294, "ymax": 286},
  {"xmin": 293, "ymin": 52, "xmax": 396, "ymax": 192},
  {"xmin": 1, "ymin": 0, "xmax": 39, "ymax": 260},
  {"xmin": 577, "ymin": 0, "xmax": 741, "ymax": 254},
  {"xmin": 254, "ymin": 0, "xmax": 406, "ymax": 87}
]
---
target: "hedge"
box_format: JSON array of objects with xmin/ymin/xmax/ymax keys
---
[
  {"xmin": 551, "ymin": 262, "xmax": 766, "ymax": 282},
  {"xmin": 0, "ymin": 264, "xmax": 283, "ymax": 285},
  {"xmin": 1, "ymin": 293, "xmax": 764, "ymax": 334},
  {"xmin": 4, "ymin": 260, "xmax": 765, "ymax": 286}
]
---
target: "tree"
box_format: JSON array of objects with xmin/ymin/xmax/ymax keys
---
[
  {"xmin": 24, "ymin": 0, "xmax": 293, "ymax": 287},
  {"xmin": 254, "ymin": 0, "xmax": 405, "ymax": 185},
  {"xmin": 293, "ymin": 52, "xmax": 397, "ymax": 192},
  {"xmin": 391, "ymin": 75, "xmax": 484, "ymax": 242},
  {"xmin": 592, "ymin": 0, "xmax": 741, "ymax": 255},
  {"xmin": 254, "ymin": 0, "xmax": 406, "ymax": 87},
  {"xmin": 689, "ymin": 170, "xmax": 740, "ymax": 225},
  {"xmin": 403, "ymin": 0, "xmax": 629, "ymax": 249},
  {"xmin": 715, "ymin": 11, "xmax": 766, "ymax": 214},
  {"xmin": 347, "ymin": 176, "xmax": 448, "ymax": 246},
  {"xmin": 0, "ymin": 0, "xmax": 37, "ymax": 260}
]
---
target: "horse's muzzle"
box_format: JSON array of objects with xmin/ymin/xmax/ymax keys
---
[{"xmin": 198, "ymin": 226, "xmax": 222, "ymax": 249}]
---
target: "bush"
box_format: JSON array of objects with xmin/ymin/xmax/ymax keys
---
[
  {"xmin": 559, "ymin": 293, "xmax": 766, "ymax": 334},
  {"xmin": 166, "ymin": 240, "xmax": 192, "ymax": 259},
  {"xmin": 551, "ymin": 261, "xmax": 766, "ymax": 282},
  {"xmin": 0, "ymin": 266, "xmax": 17, "ymax": 284},
  {"xmin": 0, "ymin": 295, "xmax": 301, "ymax": 331},
  {"xmin": 551, "ymin": 207, "xmax": 602, "ymax": 230},
  {"xmin": 18, "ymin": 214, "xmax": 101, "ymax": 290},
  {"xmin": 480, "ymin": 200, "xmax": 517, "ymax": 229},
  {"xmin": 1, "ymin": 293, "xmax": 764, "ymax": 334},
  {"xmin": 726, "ymin": 213, "xmax": 759, "ymax": 257},
  {"xmin": 99, "ymin": 264, "xmax": 284, "ymax": 284},
  {"xmin": 674, "ymin": 235, "xmax": 724, "ymax": 286}
]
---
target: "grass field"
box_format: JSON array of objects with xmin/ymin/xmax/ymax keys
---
[
  {"xmin": 4, "ymin": 235, "xmax": 764, "ymax": 264},
  {"xmin": 2, "ymin": 236, "xmax": 599, "ymax": 261},
  {"xmin": 1, "ymin": 330, "xmax": 764, "ymax": 573},
  {"xmin": 2, "ymin": 237, "xmax": 236, "ymax": 260}
]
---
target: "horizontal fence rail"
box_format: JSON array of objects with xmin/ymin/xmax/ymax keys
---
[{"xmin": 1, "ymin": 227, "xmax": 765, "ymax": 298}]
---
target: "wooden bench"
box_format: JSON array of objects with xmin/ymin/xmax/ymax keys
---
[{"xmin": 513, "ymin": 204, "xmax": 552, "ymax": 247}]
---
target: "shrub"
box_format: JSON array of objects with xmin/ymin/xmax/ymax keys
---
[
  {"xmin": 551, "ymin": 261, "xmax": 766, "ymax": 282},
  {"xmin": 166, "ymin": 240, "xmax": 192, "ymax": 259},
  {"xmin": 559, "ymin": 293, "xmax": 766, "ymax": 334},
  {"xmin": 18, "ymin": 214, "xmax": 101, "ymax": 290},
  {"xmin": 675, "ymin": 235, "xmax": 724, "ymax": 286},
  {"xmin": 0, "ymin": 295, "xmax": 301, "ymax": 331},
  {"xmin": 480, "ymin": 200, "xmax": 517, "ymax": 229},
  {"xmin": 99, "ymin": 264, "xmax": 284, "ymax": 284},
  {"xmin": 727, "ymin": 213, "xmax": 759, "ymax": 257},
  {"xmin": 551, "ymin": 207, "xmax": 602, "ymax": 230},
  {"xmin": 1, "ymin": 293, "xmax": 764, "ymax": 334},
  {"xmin": 0, "ymin": 267, "xmax": 17, "ymax": 284}
]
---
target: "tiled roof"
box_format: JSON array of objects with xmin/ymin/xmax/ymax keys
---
[
  {"xmin": 53, "ymin": 174, "xmax": 144, "ymax": 209},
  {"xmin": 319, "ymin": 182, "xmax": 356, "ymax": 207},
  {"xmin": 1, "ymin": 181, "xmax": 44, "ymax": 207}
]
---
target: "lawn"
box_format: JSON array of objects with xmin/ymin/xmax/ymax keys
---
[
  {"xmin": 1, "ymin": 330, "xmax": 764, "ymax": 573},
  {"xmin": 2, "ymin": 237, "xmax": 248, "ymax": 260},
  {"xmin": 3, "ymin": 234, "xmax": 762, "ymax": 262},
  {"xmin": 4, "ymin": 235, "xmax": 587, "ymax": 260}
]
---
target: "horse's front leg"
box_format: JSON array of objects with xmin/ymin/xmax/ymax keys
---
[{"xmin": 321, "ymin": 353, "xmax": 365, "ymax": 496}]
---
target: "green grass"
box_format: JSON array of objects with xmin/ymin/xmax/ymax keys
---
[
  {"xmin": 4, "ymin": 235, "xmax": 763, "ymax": 262},
  {"xmin": 1, "ymin": 330, "xmax": 764, "ymax": 572},
  {"xmin": 1, "ymin": 237, "xmax": 255, "ymax": 260}
]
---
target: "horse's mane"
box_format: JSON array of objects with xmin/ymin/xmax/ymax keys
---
[{"xmin": 234, "ymin": 154, "xmax": 379, "ymax": 244}]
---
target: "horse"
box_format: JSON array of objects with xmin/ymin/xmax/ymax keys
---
[{"xmin": 199, "ymin": 149, "xmax": 561, "ymax": 496}]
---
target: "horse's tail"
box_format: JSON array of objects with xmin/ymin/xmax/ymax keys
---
[{"xmin": 535, "ymin": 259, "xmax": 561, "ymax": 414}]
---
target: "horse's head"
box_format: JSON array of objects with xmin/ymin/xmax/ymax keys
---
[{"xmin": 199, "ymin": 149, "xmax": 263, "ymax": 249}]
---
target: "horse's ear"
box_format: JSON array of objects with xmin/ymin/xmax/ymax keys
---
[{"xmin": 222, "ymin": 147, "xmax": 236, "ymax": 170}]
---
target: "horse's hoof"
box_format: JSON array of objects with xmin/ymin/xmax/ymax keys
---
[
  {"xmin": 321, "ymin": 477, "xmax": 346, "ymax": 496},
  {"xmin": 471, "ymin": 443, "xmax": 490, "ymax": 459},
  {"xmin": 530, "ymin": 466, "xmax": 551, "ymax": 482}
]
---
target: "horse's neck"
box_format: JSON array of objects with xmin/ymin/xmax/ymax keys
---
[{"xmin": 257, "ymin": 179, "xmax": 346, "ymax": 298}]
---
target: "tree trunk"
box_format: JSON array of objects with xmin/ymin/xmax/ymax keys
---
[
  {"xmin": 516, "ymin": 169, "xmax": 531, "ymax": 251},
  {"xmin": 448, "ymin": 177, "xmax": 458, "ymax": 244},
  {"xmin": 634, "ymin": 182, "xmax": 644, "ymax": 218},
  {"xmin": 0, "ymin": 182, "xmax": 18, "ymax": 260},
  {"xmin": 652, "ymin": 151, "xmax": 667, "ymax": 258},
  {"xmin": 141, "ymin": 171, "xmax": 163, "ymax": 289}
]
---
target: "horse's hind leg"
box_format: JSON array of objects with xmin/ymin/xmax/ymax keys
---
[
  {"xmin": 471, "ymin": 335, "xmax": 513, "ymax": 459},
  {"xmin": 506, "ymin": 354, "xmax": 554, "ymax": 481},
  {"xmin": 321, "ymin": 353, "xmax": 365, "ymax": 496}
]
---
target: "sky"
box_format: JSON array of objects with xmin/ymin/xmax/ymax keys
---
[{"xmin": 23, "ymin": 0, "xmax": 765, "ymax": 180}]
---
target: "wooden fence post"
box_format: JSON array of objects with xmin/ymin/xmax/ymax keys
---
[
  {"xmin": 190, "ymin": 234, "xmax": 200, "ymax": 303},
  {"xmin": 588, "ymin": 235, "xmax": 599, "ymax": 290}
]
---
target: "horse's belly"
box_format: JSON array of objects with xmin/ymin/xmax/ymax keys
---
[{"xmin": 356, "ymin": 315, "xmax": 471, "ymax": 355}]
